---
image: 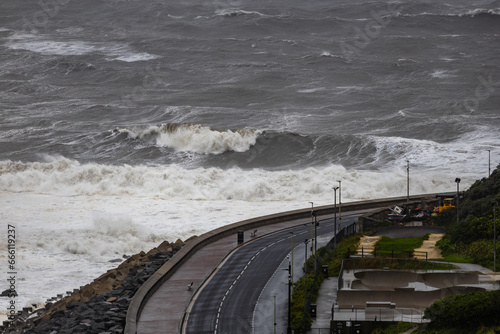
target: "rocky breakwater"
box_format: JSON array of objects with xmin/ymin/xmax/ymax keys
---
[{"xmin": 3, "ymin": 238, "xmax": 190, "ymax": 334}]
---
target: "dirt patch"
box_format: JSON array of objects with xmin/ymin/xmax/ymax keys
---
[
  {"xmin": 357, "ymin": 236, "xmax": 381, "ymax": 255},
  {"xmin": 414, "ymin": 234, "xmax": 444, "ymax": 259}
]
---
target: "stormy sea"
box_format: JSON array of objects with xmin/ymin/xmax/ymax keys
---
[{"xmin": 0, "ymin": 0, "xmax": 499, "ymax": 318}]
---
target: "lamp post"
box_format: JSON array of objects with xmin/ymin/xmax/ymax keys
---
[
  {"xmin": 455, "ymin": 178, "xmax": 461, "ymax": 225},
  {"xmin": 290, "ymin": 232, "xmax": 294, "ymax": 282},
  {"xmin": 407, "ymin": 160, "xmax": 410, "ymax": 202},
  {"xmin": 494, "ymin": 202, "xmax": 498, "ymax": 272},
  {"xmin": 488, "ymin": 150, "xmax": 491, "ymax": 177},
  {"xmin": 333, "ymin": 186, "xmax": 339, "ymax": 249},
  {"xmin": 303, "ymin": 238, "xmax": 309, "ymax": 330},
  {"xmin": 286, "ymin": 257, "xmax": 292, "ymax": 334},
  {"xmin": 313, "ymin": 212, "xmax": 318, "ymax": 273},
  {"xmin": 338, "ymin": 180, "xmax": 342, "ymax": 231},
  {"xmin": 309, "ymin": 202, "xmax": 314, "ymax": 258}
]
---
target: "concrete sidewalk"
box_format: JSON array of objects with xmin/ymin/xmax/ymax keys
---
[{"xmin": 308, "ymin": 277, "xmax": 337, "ymax": 333}]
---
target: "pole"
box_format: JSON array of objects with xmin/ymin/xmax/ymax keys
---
[
  {"xmin": 494, "ymin": 202, "xmax": 498, "ymax": 272},
  {"xmin": 290, "ymin": 232, "xmax": 294, "ymax": 283},
  {"xmin": 407, "ymin": 160, "xmax": 410, "ymax": 202},
  {"xmin": 309, "ymin": 202, "xmax": 314, "ymax": 259},
  {"xmin": 333, "ymin": 187, "xmax": 339, "ymax": 249},
  {"xmin": 338, "ymin": 180, "xmax": 342, "ymax": 231},
  {"xmin": 488, "ymin": 150, "xmax": 491, "ymax": 177},
  {"xmin": 455, "ymin": 178, "xmax": 460, "ymax": 225},
  {"xmin": 287, "ymin": 259, "xmax": 292, "ymax": 334},
  {"xmin": 274, "ymin": 295, "xmax": 276, "ymax": 334},
  {"xmin": 314, "ymin": 214, "xmax": 318, "ymax": 273},
  {"xmin": 304, "ymin": 238, "xmax": 308, "ymax": 333}
]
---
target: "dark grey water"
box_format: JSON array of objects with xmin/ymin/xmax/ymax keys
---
[{"xmin": 0, "ymin": 0, "xmax": 499, "ymax": 172}]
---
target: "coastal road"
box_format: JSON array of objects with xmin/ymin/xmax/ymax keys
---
[{"xmin": 183, "ymin": 216, "xmax": 358, "ymax": 333}]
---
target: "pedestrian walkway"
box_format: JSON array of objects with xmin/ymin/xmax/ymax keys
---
[{"xmin": 308, "ymin": 277, "xmax": 337, "ymax": 333}]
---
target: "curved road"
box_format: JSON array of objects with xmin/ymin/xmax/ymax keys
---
[{"xmin": 184, "ymin": 216, "xmax": 357, "ymax": 333}]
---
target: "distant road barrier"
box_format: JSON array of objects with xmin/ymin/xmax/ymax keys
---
[{"xmin": 124, "ymin": 194, "xmax": 437, "ymax": 334}]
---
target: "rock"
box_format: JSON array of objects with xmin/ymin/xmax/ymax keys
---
[
  {"xmin": 173, "ymin": 238, "xmax": 184, "ymax": 248},
  {"xmin": 21, "ymin": 239, "xmax": 187, "ymax": 333}
]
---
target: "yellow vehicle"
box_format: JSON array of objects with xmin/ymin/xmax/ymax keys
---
[{"xmin": 438, "ymin": 198, "xmax": 455, "ymax": 212}]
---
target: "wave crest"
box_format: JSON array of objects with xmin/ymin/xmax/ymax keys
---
[{"xmin": 120, "ymin": 123, "xmax": 262, "ymax": 154}]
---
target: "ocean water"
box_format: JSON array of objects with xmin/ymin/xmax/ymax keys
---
[{"xmin": 1, "ymin": 0, "xmax": 499, "ymax": 319}]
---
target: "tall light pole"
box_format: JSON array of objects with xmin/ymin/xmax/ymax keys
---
[
  {"xmin": 290, "ymin": 232, "xmax": 294, "ymax": 282},
  {"xmin": 494, "ymin": 202, "xmax": 498, "ymax": 272},
  {"xmin": 333, "ymin": 186, "xmax": 339, "ymax": 249},
  {"xmin": 309, "ymin": 202, "xmax": 314, "ymax": 258},
  {"xmin": 287, "ymin": 257, "xmax": 292, "ymax": 334},
  {"xmin": 303, "ymin": 238, "xmax": 309, "ymax": 329},
  {"xmin": 338, "ymin": 180, "xmax": 342, "ymax": 231},
  {"xmin": 455, "ymin": 178, "xmax": 461, "ymax": 225},
  {"xmin": 488, "ymin": 150, "xmax": 491, "ymax": 177},
  {"xmin": 407, "ymin": 160, "xmax": 410, "ymax": 202}
]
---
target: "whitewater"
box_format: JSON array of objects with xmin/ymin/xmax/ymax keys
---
[{"xmin": 1, "ymin": 0, "xmax": 499, "ymax": 321}]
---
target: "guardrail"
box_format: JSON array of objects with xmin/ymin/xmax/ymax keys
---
[{"xmin": 124, "ymin": 193, "xmax": 436, "ymax": 334}]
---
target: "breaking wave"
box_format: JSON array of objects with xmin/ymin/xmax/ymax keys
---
[
  {"xmin": 117, "ymin": 123, "xmax": 262, "ymax": 155},
  {"xmin": 0, "ymin": 157, "xmax": 479, "ymax": 201}
]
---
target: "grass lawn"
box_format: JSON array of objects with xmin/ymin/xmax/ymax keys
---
[{"xmin": 374, "ymin": 235, "xmax": 428, "ymax": 257}]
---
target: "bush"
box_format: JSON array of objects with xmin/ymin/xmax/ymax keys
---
[{"xmin": 424, "ymin": 290, "xmax": 500, "ymax": 330}]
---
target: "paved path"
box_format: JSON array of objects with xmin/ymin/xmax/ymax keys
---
[{"xmin": 308, "ymin": 277, "xmax": 337, "ymax": 333}]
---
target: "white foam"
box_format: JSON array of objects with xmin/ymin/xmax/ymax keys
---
[
  {"xmin": 122, "ymin": 123, "xmax": 262, "ymax": 154},
  {"xmin": 215, "ymin": 9, "xmax": 272, "ymax": 18},
  {"xmin": 367, "ymin": 132, "xmax": 499, "ymax": 173},
  {"xmin": 6, "ymin": 37, "xmax": 159, "ymax": 62},
  {"xmin": 430, "ymin": 69, "xmax": 457, "ymax": 79}
]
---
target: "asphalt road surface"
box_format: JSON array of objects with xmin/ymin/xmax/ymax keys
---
[{"xmin": 184, "ymin": 216, "xmax": 358, "ymax": 334}]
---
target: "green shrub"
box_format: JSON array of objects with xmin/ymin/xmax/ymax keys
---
[{"xmin": 424, "ymin": 290, "xmax": 500, "ymax": 330}]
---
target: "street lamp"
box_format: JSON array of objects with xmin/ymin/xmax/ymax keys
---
[
  {"xmin": 407, "ymin": 160, "xmax": 410, "ymax": 202},
  {"xmin": 338, "ymin": 180, "xmax": 342, "ymax": 231},
  {"xmin": 333, "ymin": 186, "xmax": 339, "ymax": 249},
  {"xmin": 290, "ymin": 232, "xmax": 294, "ymax": 282},
  {"xmin": 303, "ymin": 238, "xmax": 309, "ymax": 330},
  {"xmin": 287, "ymin": 257, "xmax": 292, "ymax": 334},
  {"xmin": 488, "ymin": 150, "xmax": 491, "ymax": 177},
  {"xmin": 455, "ymin": 178, "xmax": 461, "ymax": 225},
  {"xmin": 309, "ymin": 202, "xmax": 314, "ymax": 258},
  {"xmin": 494, "ymin": 202, "xmax": 498, "ymax": 272}
]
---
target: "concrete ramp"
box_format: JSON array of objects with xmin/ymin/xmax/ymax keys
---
[
  {"xmin": 339, "ymin": 270, "xmax": 484, "ymax": 310},
  {"xmin": 419, "ymin": 272, "xmax": 479, "ymax": 288},
  {"xmin": 354, "ymin": 270, "xmax": 419, "ymax": 290}
]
